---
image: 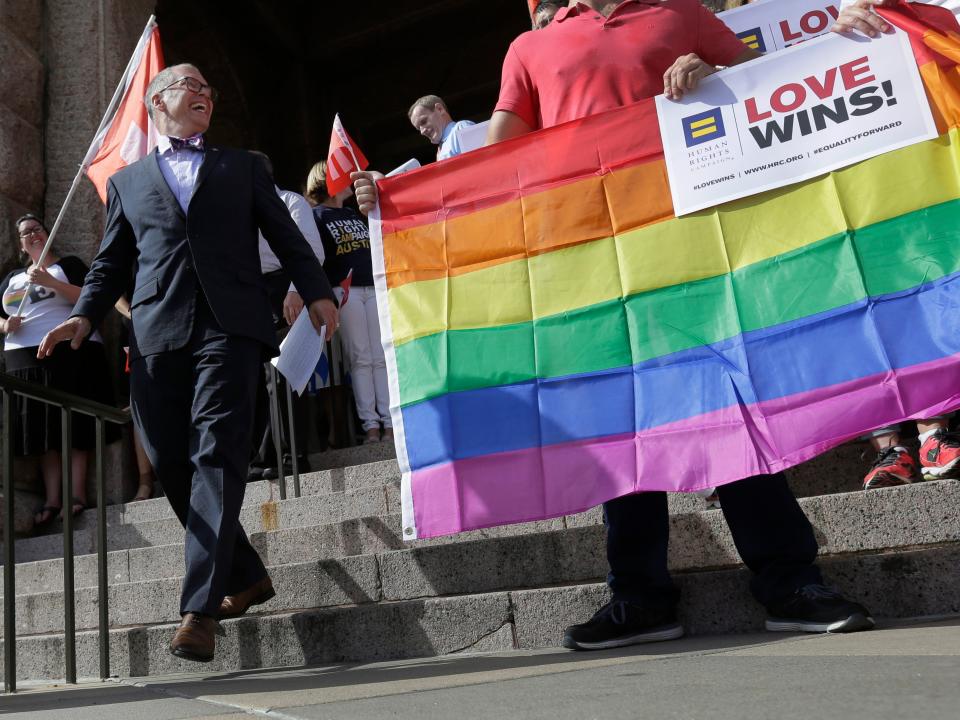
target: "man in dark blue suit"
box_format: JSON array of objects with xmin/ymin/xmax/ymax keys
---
[{"xmin": 39, "ymin": 63, "xmax": 339, "ymax": 662}]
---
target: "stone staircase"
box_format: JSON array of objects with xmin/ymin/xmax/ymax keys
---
[{"xmin": 1, "ymin": 441, "xmax": 959, "ymax": 681}]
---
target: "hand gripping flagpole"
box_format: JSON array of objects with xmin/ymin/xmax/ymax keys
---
[{"xmin": 16, "ymin": 15, "xmax": 158, "ymax": 318}]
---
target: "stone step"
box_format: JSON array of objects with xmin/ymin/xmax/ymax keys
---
[
  {"xmin": 11, "ymin": 512, "xmax": 569, "ymax": 596},
  {"xmin": 4, "ymin": 480, "xmax": 958, "ymax": 638},
  {"xmin": 8, "ymin": 436, "xmax": 866, "ymax": 544},
  {"xmin": 10, "ymin": 474, "xmax": 955, "ymax": 596},
  {"xmin": 7, "ymin": 478, "xmax": 401, "ymax": 564},
  {"xmin": 307, "ymin": 442, "xmax": 397, "ymax": 470},
  {"xmin": 28, "ymin": 458, "xmax": 403, "ymax": 535},
  {"xmin": 6, "ymin": 437, "xmax": 869, "ymax": 566},
  {"xmin": 5, "ymin": 438, "xmax": 867, "ymax": 569},
  {"xmin": 3, "ymin": 541, "xmax": 958, "ymax": 682}
]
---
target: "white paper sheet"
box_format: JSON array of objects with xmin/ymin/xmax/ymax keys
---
[
  {"xmin": 270, "ymin": 310, "xmax": 327, "ymax": 395},
  {"xmin": 386, "ymin": 158, "xmax": 421, "ymax": 177}
]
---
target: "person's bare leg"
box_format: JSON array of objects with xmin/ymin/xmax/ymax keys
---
[
  {"xmin": 132, "ymin": 428, "xmax": 155, "ymax": 501},
  {"xmin": 35, "ymin": 450, "xmax": 62, "ymax": 524},
  {"xmin": 868, "ymin": 431, "xmax": 899, "ymax": 452},
  {"xmin": 916, "ymin": 419, "xmax": 947, "ymax": 437},
  {"xmin": 65, "ymin": 449, "xmax": 88, "ymax": 516}
]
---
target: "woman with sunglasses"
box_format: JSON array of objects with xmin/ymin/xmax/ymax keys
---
[{"xmin": 0, "ymin": 214, "xmax": 117, "ymax": 525}]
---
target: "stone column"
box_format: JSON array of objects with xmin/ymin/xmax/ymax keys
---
[
  {"xmin": 0, "ymin": 0, "xmax": 45, "ymax": 270},
  {"xmin": 44, "ymin": 0, "xmax": 154, "ymax": 260},
  {"xmin": 0, "ymin": 2, "xmax": 45, "ymax": 532},
  {"xmin": 40, "ymin": 0, "xmax": 154, "ymax": 507}
]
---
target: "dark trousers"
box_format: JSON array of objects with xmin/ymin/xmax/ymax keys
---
[
  {"xmin": 130, "ymin": 298, "xmax": 267, "ymax": 615},
  {"xmin": 604, "ymin": 472, "xmax": 822, "ymax": 609}
]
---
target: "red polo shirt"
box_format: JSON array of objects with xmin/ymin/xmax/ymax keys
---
[{"xmin": 495, "ymin": 0, "xmax": 748, "ymax": 130}]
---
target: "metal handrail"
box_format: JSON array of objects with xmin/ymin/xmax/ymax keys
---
[{"xmin": 1, "ymin": 372, "xmax": 129, "ymax": 693}]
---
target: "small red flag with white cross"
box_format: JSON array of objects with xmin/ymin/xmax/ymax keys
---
[{"xmin": 326, "ymin": 114, "xmax": 369, "ymax": 197}]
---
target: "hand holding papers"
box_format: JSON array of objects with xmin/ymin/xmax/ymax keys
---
[{"xmin": 271, "ymin": 309, "xmax": 327, "ymax": 395}]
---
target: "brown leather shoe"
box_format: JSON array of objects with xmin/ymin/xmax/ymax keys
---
[
  {"xmin": 219, "ymin": 575, "xmax": 276, "ymax": 619},
  {"xmin": 169, "ymin": 613, "xmax": 218, "ymax": 662}
]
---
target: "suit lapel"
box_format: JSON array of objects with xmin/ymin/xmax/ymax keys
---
[
  {"xmin": 144, "ymin": 150, "xmax": 186, "ymax": 219},
  {"xmin": 191, "ymin": 146, "xmax": 221, "ymax": 205}
]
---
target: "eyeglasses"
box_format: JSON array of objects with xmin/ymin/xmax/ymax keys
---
[
  {"xmin": 158, "ymin": 76, "xmax": 219, "ymax": 102},
  {"xmin": 18, "ymin": 227, "xmax": 43, "ymax": 239}
]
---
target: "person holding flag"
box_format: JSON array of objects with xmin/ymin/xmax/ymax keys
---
[
  {"xmin": 0, "ymin": 214, "xmax": 119, "ymax": 524},
  {"xmin": 306, "ymin": 148, "xmax": 391, "ymax": 445},
  {"xmin": 355, "ymin": 0, "xmax": 875, "ymax": 652},
  {"xmin": 39, "ymin": 62, "xmax": 338, "ymax": 663},
  {"xmin": 830, "ymin": 2, "xmax": 960, "ymax": 489},
  {"xmin": 834, "ymin": 0, "xmax": 960, "ymax": 33}
]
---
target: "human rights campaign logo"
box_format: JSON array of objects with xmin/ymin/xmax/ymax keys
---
[
  {"xmin": 736, "ymin": 27, "xmax": 766, "ymax": 53},
  {"xmin": 682, "ymin": 109, "xmax": 726, "ymax": 148}
]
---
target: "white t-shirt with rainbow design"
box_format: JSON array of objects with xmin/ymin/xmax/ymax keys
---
[{"xmin": 0, "ymin": 258, "xmax": 101, "ymax": 350}]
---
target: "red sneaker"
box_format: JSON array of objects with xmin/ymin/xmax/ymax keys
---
[
  {"xmin": 863, "ymin": 447, "xmax": 919, "ymax": 490},
  {"xmin": 919, "ymin": 429, "xmax": 960, "ymax": 480}
]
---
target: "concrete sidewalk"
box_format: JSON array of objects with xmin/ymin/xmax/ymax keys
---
[{"xmin": 4, "ymin": 616, "xmax": 959, "ymax": 720}]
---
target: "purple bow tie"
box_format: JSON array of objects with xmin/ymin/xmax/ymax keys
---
[{"xmin": 169, "ymin": 135, "xmax": 205, "ymax": 152}]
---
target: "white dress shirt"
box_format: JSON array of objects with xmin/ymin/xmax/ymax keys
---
[
  {"xmin": 155, "ymin": 135, "xmax": 205, "ymax": 212},
  {"xmin": 258, "ymin": 188, "xmax": 326, "ymax": 293}
]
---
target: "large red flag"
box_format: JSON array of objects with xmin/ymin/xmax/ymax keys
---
[
  {"xmin": 326, "ymin": 114, "xmax": 369, "ymax": 197},
  {"xmin": 84, "ymin": 19, "xmax": 164, "ymax": 203}
]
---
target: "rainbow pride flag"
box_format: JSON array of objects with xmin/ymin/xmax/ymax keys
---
[{"xmin": 372, "ymin": 9, "xmax": 960, "ymax": 540}]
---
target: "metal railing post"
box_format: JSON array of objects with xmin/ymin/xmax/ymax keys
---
[
  {"xmin": 283, "ymin": 379, "xmax": 300, "ymax": 498},
  {"xmin": 3, "ymin": 389, "xmax": 16, "ymax": 693},
  {"xmin": 95, "ymin": 419, "xmax": 109, "ymax": 679},
  {"xmin": 60, "ymin": 409, "xmax": 76, "ymax": 684},
  {"xmin": 267, "ymin": 365, "xmax": 286, "ymax": 500},
  {"xmin": 0, "ymin": 374, "xmax": 128, "ymax": 687}
]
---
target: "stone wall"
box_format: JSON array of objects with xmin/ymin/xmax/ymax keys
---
[
  {"xmin": 0, "ymin": 3, "xmax": 156, "ymax": 518},
  {"xmin": 0, "ymin": 0, "xmax": 45, "ymax": 271},
  {"xmin": 44, "ymin": 0, "xmax": 155, "ymax": 262},
  {"xmin": 41, "ymin": 0, "xmax": 156, "ymax": 507}
]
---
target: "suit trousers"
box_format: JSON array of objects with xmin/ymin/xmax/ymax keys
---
[
  {"xmin": 130, "ymin": 295, "xmax": 268, "ymax": 615},
  {"xmin": 604, "ymin": 471, "xmax": 822, "ymax": 610}
]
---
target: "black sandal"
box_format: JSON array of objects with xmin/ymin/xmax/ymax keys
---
[
  {"xmin": 61, "ymin": 498, "xmax": 86, "ymax": 519},
  {"xmin": 34, "ymin": 506, "xmax": 60, "ymax": 527}
]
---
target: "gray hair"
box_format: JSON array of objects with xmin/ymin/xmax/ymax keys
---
[
  {"xmin": 143, "ymin": 64, "xmax": 198, "ymax": 121},
  {"xmin": 408, "ymin": 94, "xmax": 449, "ymax": 119}
]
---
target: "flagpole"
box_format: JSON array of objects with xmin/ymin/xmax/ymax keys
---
[{"xmin": 17, "ymin": 14, "xmax": 157, "ymax": 316}]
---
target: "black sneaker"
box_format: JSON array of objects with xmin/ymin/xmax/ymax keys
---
[
  {"xmin": 765, "ymin": 584, "xmax": 875, "ymax": 633},
  {"xmin": 562, "ymin": 600, "xmax": 684, "ymax": 651}
]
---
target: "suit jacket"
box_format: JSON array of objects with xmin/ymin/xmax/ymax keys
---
[{"xmin": 74, "ymin": 146, "xmax": 336, "ymax": 358}]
